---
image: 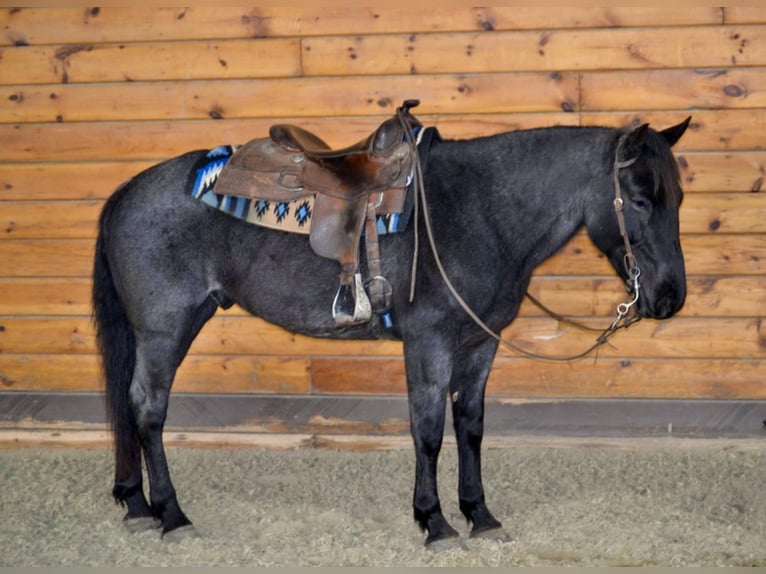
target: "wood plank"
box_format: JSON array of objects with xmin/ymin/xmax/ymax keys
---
[
  {"xmin": 1, "ymin": 119, "xmax": 281, "ymax": 162},
  {"xmin": 534, "ymin": 234, "xmax": 766, "ymax": 277},
  {"xmin": 0, "ymin": 8, "xmax": 724, "ymax": 46},
  {"xmin": 0, "ymin": 353, "xmax": 311, "ymax": 394},
  {"xmin": 582, "ymin": 68, "xmax": 766, "ymax": 111},
  {"xmin": 489, "ymin": 358, "xmax": 766, "ymax": 399},
  {"xmin": 582, "ymin": 110, "xmax": 766, "ymax": 152},
  {"xmin": 191, "ymin": 316, "xmax": 766, "ymax": 360},
  {"xmin": 303, "ymin": 26, "xmax": 766, "ymax": 76},
  {"xmin": 497, "ymin": 316, "xmax": 765, "ymax": 360},
  {"xmin": 677, "ymin": 151, "xmax": 766, "ymax": 193},
  {"xmin": 311, "ymin": 357, "xmax": 766, "ymax": 399},
  {"xmin": 0, "ymin": 239, "xmax": 95, "ymax": 278},
  {"xmin": 0, "ymin": 201, "xmax": 102, "ymax": 239},
  {"xmin": 0, "ymin": 316, "xmax": 402, "ymax": 357},
  {"xmin": 5, "ymin": 110, "xmax": 759, "ymax": 164},
  {"xmin": 2, "ymin": 151, "xmax": 763, "ymax": 200},
  {"xmin": 0, "ymin": 161, "xmax": 157, "ymax": 201},
  {"xmin": 2, "ymin": 275, "xmax": 763, "ymax": 319},
  {"xmin": 0, "ymin": 278, "xmax": 93, "ymax": 315},
  {"xmin": 0, "ymin": 429, "xmax": 313, "ymax": 451},
  {"xmin": 1, "ymin": 353, "xmax": 764, "ymax": 400},
  {"xmin": 0, "ymin": 114, "xmax": 580, "ymax": 162},
  {"xmin": 2, "ymin": 234, "xmax": 763, "ymax": 279},
  {"xmin": 0, "ymin": 73, "xmax": 579, "ymax": 124},
  {"xmin": 523, "ymin": 275, "xmax": 766, "ymax": 319},
  {"xmin": 1, "ymin": 316, "xmax": 763, "ymax": 359},
  {"xmin": 679, "ymin": 193, "xmax": 766, "ymax": 234},
  {"xmin": 2, "ymin": 193, "xmax": 758, "ymax": 240},
  {"xmin": 725, "ymin": 7, "xmax": 766, "ymax": 25},
  {"xmin": 0, "ymin": 39, "xmax": 301, "ymax": 85}
]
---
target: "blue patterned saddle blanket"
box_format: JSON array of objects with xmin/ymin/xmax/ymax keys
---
[{"xmin": 189, "ymin": 145, "xmax": 411, "ymax": 236}]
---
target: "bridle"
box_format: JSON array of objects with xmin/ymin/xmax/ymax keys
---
[
  {"xmin": 610, "ymin": 134, "xmax": 643, "ymax": 331},
  {"xmin": 399, "ymin": 111, "xmax": 644, "ymax": 361}
]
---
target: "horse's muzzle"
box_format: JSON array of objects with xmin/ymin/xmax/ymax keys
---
[{"xmin": 638, "ymin": 279, "xmax": 686, "ymax": 320}]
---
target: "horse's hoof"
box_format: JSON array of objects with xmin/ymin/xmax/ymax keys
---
[
  {"xmin": 426, "ymin": 534, "xmax": 467, "ymax": 552},
  {"xmin": 470, "ymin": 526, "xmax": 512, "ymax": 543},
  {"xmin": 161, "ymin": 524, "xmax": 199, "ymax": 543},
  {"xmin": 123, "ymin": 516, "xmax": 160, "ymax": 533}
]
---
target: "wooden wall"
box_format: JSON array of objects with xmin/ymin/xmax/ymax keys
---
[{"xmin": 1, "ymin": 7, "xmax": 764, "ymax": 401}]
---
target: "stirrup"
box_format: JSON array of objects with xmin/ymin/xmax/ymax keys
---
[{"xmin": 332, "ymin": 273, "xmax": 372, "ymax": 325}]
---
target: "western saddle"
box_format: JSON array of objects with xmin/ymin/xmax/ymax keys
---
[{"xmin": 213, "ymin": 99, "xmax": 423, "ymax": 325}]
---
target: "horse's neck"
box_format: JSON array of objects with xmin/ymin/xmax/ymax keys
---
[{"xmin": 431, "ymin": 129, "xmax": 612, "ymax": 276}]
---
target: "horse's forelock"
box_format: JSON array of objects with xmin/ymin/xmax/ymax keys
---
[{"xmin": 646, "ymin": 129, "xmax": 684, "ymax": 209}]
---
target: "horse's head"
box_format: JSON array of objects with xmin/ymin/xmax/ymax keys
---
[{"xmin": 585, "ymin": 118, "xmax": 691, "ymax": 320}]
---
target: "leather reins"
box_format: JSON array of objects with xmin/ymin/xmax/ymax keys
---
[{"xmin": 399, "ymin": 110, "xmax": 643, "ymax": 362}]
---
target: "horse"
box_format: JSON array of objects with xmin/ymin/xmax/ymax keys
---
[{"xmin": 92, "ymin": 110, "xmax": 691, "ymax": 547}]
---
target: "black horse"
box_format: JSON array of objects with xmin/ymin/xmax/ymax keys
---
[{"xmin": 93, "ymin": 110, "xmax": 690, "ymax": 546}]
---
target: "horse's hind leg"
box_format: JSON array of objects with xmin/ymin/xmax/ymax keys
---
[
  {"xmin": 449, "ymin": 337, "xmax": 505, "ymax": 540},
  {"xmin": 128, "ymin": 297, "xmax": 218, "ymax": 538},
  {"xmin": 112, "ymin": 408, "xmax": 155, "ymax": 531}
]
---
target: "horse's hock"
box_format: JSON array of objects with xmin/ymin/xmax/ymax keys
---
[{"xmin": 1, "ymin": 7, "xmax": 765, "ymax": 439}]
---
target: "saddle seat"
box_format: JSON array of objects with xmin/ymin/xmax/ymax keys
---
[
  {"xmin": 213, "ymin": 99, "xmax": 423, "ymax": 325},
  {"xmin": 268, "ymin": 99, "xmax": 421, "ymax": 199}
]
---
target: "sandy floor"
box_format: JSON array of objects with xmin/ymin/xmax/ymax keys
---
[{"xmin": 1, "ymin": 438, "xmax": 764, "ymax": 566}]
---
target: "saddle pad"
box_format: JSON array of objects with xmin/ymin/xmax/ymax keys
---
[{"xmin": 189, "ymin": 145, "xmax": 410, "ymax": 235}]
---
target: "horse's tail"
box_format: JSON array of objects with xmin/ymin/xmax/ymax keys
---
[{"xmin": 92, "ymin": 187, "xmax": 139, "ymax": 486}]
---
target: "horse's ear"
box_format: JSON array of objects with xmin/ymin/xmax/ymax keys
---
[
  {"xmin": 622, "ymin": 123, "xmax": 650, "ymax": 158},
  {"xmin": 660, "ymin": 116, "xmax": 692, "ymax": 148}
]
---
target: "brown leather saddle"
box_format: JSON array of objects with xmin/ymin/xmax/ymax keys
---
[{"xmin": 213, "ymin": 99, "xmax": 423, "ymax": 325}]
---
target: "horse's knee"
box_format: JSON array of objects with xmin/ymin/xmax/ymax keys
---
[{"xmin": 128, "ymin": 386, "xmax": 166, "ymax": 434}]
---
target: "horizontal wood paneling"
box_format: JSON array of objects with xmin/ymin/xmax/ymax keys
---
[
  {"xmin": 0, "ymin": 114, "xmax": 598, "ymax": 161},
  {"xmin": 7, "ymin": 234, "xmax": 766, "ymax": 277},
  {"xmin": 4, "ymin": 193, "xmax": 763, "ymax": 240},
  {"xmin": 5, "ymin": 354, "xmax": 762, "ymax": 400},
  {"xmin": 311, "ymin": 357, "xmax": 766, "ymax": 399},
  {"xmin": 1, "ymin": 275, "xmax": 763, "ymax": 319},
  {"xmin": 0, "ymin": 354, "xmax": 310, "ymax": 394},
  {"xmin": 2, "ymin": 110, "xmax": 760, "ymax": 165},
  {"xmin": 1, "ymin": 316, "xmax": 763, "ymax": 360},
  {"xmin": 0, "ymin": 235, "xmax": 763, "ymax": 278},
  {"xmin": 581, "ymin": 68, "xmax": 766, "ymax": 111},
  {"xmin": 581, "ymin": 110, "xmax": 766, "ymax": 151},
  {"xmin": 725, "ymin": 7, "xmax": 766, "ymax": 25},
  {"xmin": 0, "ymin": 39, "xmax": 302, "ymax": 85},
  {"xmin": 302, "ymin": 27, "xmax": 766, "ymax": 76},
  {"xmin": 1, "ymin": 73, "xmax": 579, "ymax": 124},
  {"xmin": 0, "ymin": 8, "xmax": 724, "ymax": 46},
  {"xmin": 1, "ymin": 7, "xmax": 764, "ymax": 403},
  {"xmin": 2, "ymin": 151, "xmax": 764, "ymax": 199}
]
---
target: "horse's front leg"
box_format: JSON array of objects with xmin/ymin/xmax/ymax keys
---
[
  {"xmin": 450, "ymin": 336, "xmax": 505, "ymax": 539},
  {"xmin": 404, "ymin": 332, "xmax": 460, "ymax": 547}
]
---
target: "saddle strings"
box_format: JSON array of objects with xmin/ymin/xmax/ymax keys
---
[{"xmin": 399, "ymin": 116, "xmax": 643, "ymax": 362}]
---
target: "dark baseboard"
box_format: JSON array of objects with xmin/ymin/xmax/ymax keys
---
[{"xmin": 2, "ymin": 391, "xmax": 765, "ymax": 440}]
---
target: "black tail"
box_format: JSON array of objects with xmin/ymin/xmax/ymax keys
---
[{"xmin": 92, "ymin": 190, "xmax": 140, "ymax": 488}]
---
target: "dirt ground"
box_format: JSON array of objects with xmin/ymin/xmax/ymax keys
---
[{"xmin": 1, "ymin": 438, "xmax": 764, "ymax": 567}]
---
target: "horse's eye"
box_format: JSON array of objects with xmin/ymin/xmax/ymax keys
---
[{"xmin": 632, "ymin": 198, "xmax": 651, "ymax": 211}]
